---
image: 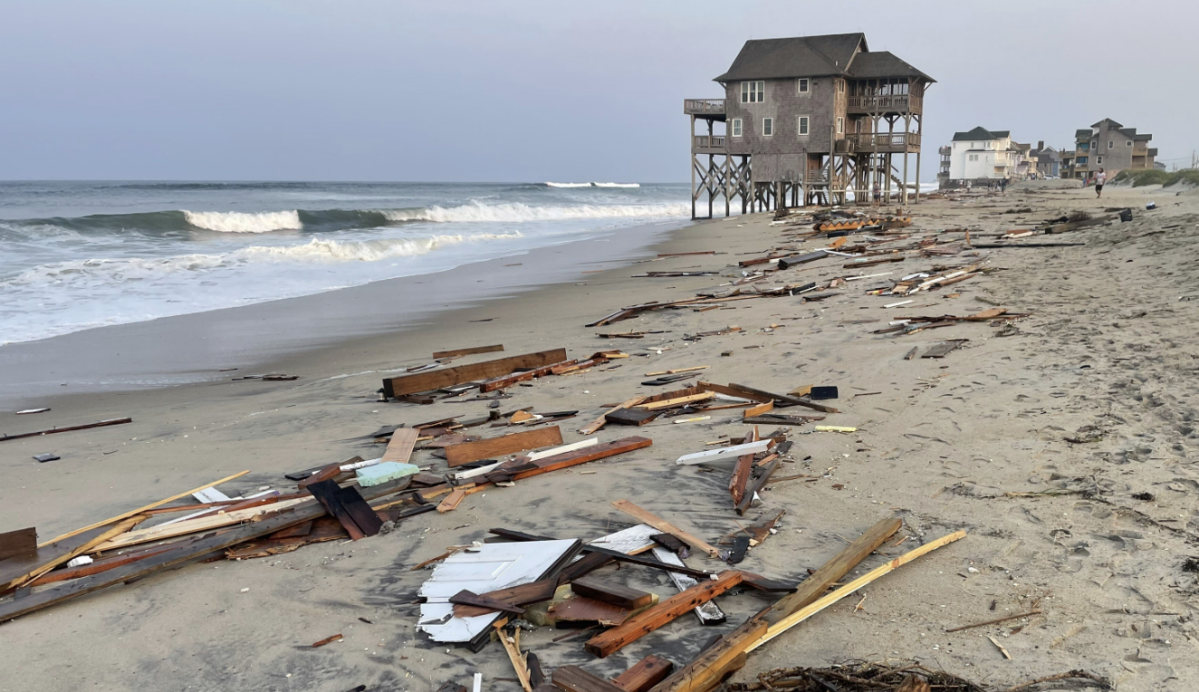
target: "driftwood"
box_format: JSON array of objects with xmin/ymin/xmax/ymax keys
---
[{"xmin": 726, "ymin": 661, "xmax": 1109, "ymax": 692}]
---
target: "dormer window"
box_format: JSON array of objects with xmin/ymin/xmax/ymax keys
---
[
  {"xmin": 798, "ymin": 78, "xmax": 810, "ymax": 94},
  {"xmin": 741, "ymin": 81, "xmax": 764, "ymax": 103}
]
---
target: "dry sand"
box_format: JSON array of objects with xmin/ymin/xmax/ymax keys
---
[{"xmin": 2, "ymin": 181, "xmax": 1198, "ymax": 691}]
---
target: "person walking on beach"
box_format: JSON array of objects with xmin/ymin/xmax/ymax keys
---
[
  {"xmin": 872, "ymin": 180, "xmax": 881, "ymax": 206},
  {"xmin": 1095, "ymin": 168, "xmax": 1106, "ymax": 199}
]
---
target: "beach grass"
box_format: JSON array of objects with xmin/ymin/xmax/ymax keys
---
[{"xmin": 1113, "ymin": 168, "xmax": 1199, "ymax": 187}]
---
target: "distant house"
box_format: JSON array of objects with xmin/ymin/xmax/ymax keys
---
[
  {"xmin": 944, "ymin": 127, "xmax": 1021, "ymax": 184},
  {"xmin": 684, "ymin": 32, "xmax": 934, "ymax": 217},
  {"xmin": 1029, "ymin": 141, "xmax": 1062, "ymax": 178},
  {"xmin": 1064, "ymin": 119, "xmax": 1156, "ymax": 179}
]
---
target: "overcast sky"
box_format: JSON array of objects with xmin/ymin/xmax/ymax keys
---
[{"xmin": 1, "ymin": 0, "xmax": 1194, "ymax": 182}]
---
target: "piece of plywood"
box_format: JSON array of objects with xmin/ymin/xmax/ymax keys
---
[
  {"xmin": 610, "ymin": 501, "xmax": 720, "ymax": 559},
  {"xmin": 383, "ymin": 428, "xmax": 419, "ymax": 464},
  {"xmin": 382, "ymin": 349, "xmax": 568, "ymax": 398},
  {"xmin": 584, "ymin": 571, "xmax": 743, "ymax": 657},
  {"xmin": 0, "ymin": 527, "xmax": 37, "ymax": 562},
  {"xmin": 444, "ymin": 426, "xmax": 564, "ymax": 467},
  {"xmin": 433, "ymin": 344, "xmax": 505, "ymax": 359}
]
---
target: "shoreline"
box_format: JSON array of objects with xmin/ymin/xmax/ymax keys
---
[{"xmin": 0, "ymin": 217, "xmax": 692, "ymax": 409}]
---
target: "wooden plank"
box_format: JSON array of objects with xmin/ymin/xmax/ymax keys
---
[
  {"xmin": 729, "ymin": 455, "xmax": 753, "ymax": 505},
  {"xmin": 0, "ymin": 478, "xmax": 412, "ymax": 623},
  {"xmin": 382, "ymin": 428, "xmax": 419, "ymax": 464},
  {"xmin": 605, "ymin": 408, "xmax": 658, "ymax": 426},
  {"xmin": 726, "ymin": 382, "xmax": 839, "ymax": 414},
  {"xmin": 748, "ymin": 530, "xmax": 967, "ymax": 651},
  {"xmin": 444, "ymin": 426, "xmax": 563, "ymax": 467},
  {"xmin": 1, "ymin": 417, "xmax": 132, "ymax": 443},
  {"xmin": 481, "ymin": 359, "xmax": 576, "ymax": 392},
  {"xmin": 28, "ymin": 544, "xmax": 177, "ymax": 586},
  {"xmin": 40, "ymin": 470, "xmax": 250, "ymax": 546},
  {"xmin": 742, "ymin": 401, "xmax": 773, "ymax": 419},
  {"xmin": 500, "ymin": 436, "xmax": 653, "ymax": 482},
  {"xmin": 765, "ymin": 515, "xmax": 902, "ymax": 623},
  {"xmin": 650, "ymin": 546, "xmax": 725, "ymax": 625},
  {"xmin": 382, "ymin": 349, "xmax": 568, "ymax": 398},
  {"xmin": 548, "ymin": 595, "xmax": 632, "ymax": 627},
  {"xmin": 0, "ymin": 528, "xmax": 36, "ymax": 562},
  {"xmin": 677, "ymin": 440, "xmax": 769, "ymax": 465},
  {"xmin": 437, "ymin": 488, "xmax": 467, "ymax": 513},
  {"xmin": 92, "ymin": 498, "xmax": 311, "ymax": 551},
  {"xmin": 489, "ymin": 528, "xmax": 714, "ymax": 581},
  {"xmin": 584, "ymin": 572, "xmax": 743, "ymax": 657},
  {"xmin": 645, "ymin": 618, "xmax": 767, "ymax": 692},
  {"xmin": 579, "ymin": 397, "xmax": 646, "ymax": 435},
  {"xmin": 921, "ymin": 339, "xmax": 969, "ymax": 359},
  {"xmin": 337, "ymin": 485, "xmax": 384, "ymax": 536},
  {"xmin": 307, "ymin": 480, "xmax": 365, "ymax": 540},
  {"xmin": 553, "ymin": 666, "xmax": 627, "ymax": 692},
  {"xmin": 555, "ymin": 551, "xmax": 615, "ymax": 585},
  {"xmin": 571, "ymin": 575, "xmax": 654, "ymax": 609},
  {"xmin": 453, "ymin": 578, "xmax": 558, "ymax": 618},
  {"xmin": 1, "ymin": 516, "xmax": 144, "ymax": 592},
  {"xmin": 613, "ymin": 655, "xmax": 674, "ymax": 692},
  {"xmin": 433, "ymin": 344, "xmax": 504, "ymax": 359},
  {"xmin": 695, "ymin": 382, "xmax": 771, "ymax": 403},
  {"xmin": 610, "ymin": 501, "xmax": 720, "ymax": 559},
  {"xmin": 635, "ymin": 392, "xmax": 714, "ymax": 411},
  {"xmin": 450, "ymin": 590, "xmax": 526, "ymax": 614},
  {"xmin": 735, "ymin": 456, "xmax": 781, "ymax": 516},
  {"xmin": 497, "ymin": 625, "xmax": 534, "ymax": 692}
]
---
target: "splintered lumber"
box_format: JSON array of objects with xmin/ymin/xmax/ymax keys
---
[
  {"xmin": 433, "ymin": 344, "xmax": 504, "ymax": 360},
  {"xmin": 584, "ymin": 571, "xmax": 744, "ymax": 657},
  {"xmin": 312, "ymin": 633, "xmax": 343, "ymax": 647},
  {"xmin": 651, "ymin": 546, "xmax": 725, "ymax": 624},
  {"xmin": 40, "ymin": 470, "xmax": 250, "ymax": 546},
  {"xmin": 580, "ymin": 397, "xmax": 646, "ymax": 435},
  {"xmin": 554, "ymin": 666, "xmax": 627, "ymax": 692},
  {"xmin": 635, "ymin": 392, "xmax": 714, "ymax": 411},
  {"xmin": 0, "ymin": 477, "xmax": 413, "ymax": 623},
  {"xmin": 382, "ymin": 428, "xmax": 419, "ymax": 464},
  {"xmin": 729, "ymin": 455, "xmax": 753, "ymax": 505},
  {"xmin": 1, "ymin": 516, "xmax": 145, "ymax": 592},
  {"xmin": 29, "ymin": 544, "xmax": 177, "ymax": 586},
  {"xmin": 571, "ymin": 575, "xmax": 654, "ymax": 609},
  {"xmin": 648, "ymin": 516, "xmax": 905, "ymax": 692},
  {"xmin": 614, "ymin": 656, "xmax": 674, "ymax": 692},
  {"xmin": 488, "ymin": 436, "xmax": 652, "ymax": 483},
  {"xmin": 0, "ymin": 528, "xmax": 37, "ymax": 562},
  {"xmin": 743, "ymin": 414, "xmax": 822, "ymax": 426},
  {"xmin": 438, "ymin": 488, "xmax": 468, "ymax": 513},
  {"xmin": 482, "ymin": 359, "xmax": 576, "ymax": 391},
  {"xmin": 696, "ymin": 382, "xmax": 771, "ymax": 403},
  {"xmin": 381, "ymin": 349, "xmax": 568, "ymax": 398},
  {"xmin": 92, "ymin": 497, "xmax": 309, "ymax": 551},
  {"xmin": 610, "ymin": 500, "xmax": 721, "ymax": 559},
  {"xmin": 498, "ymin": 627, "xmax": 534, "ymax": 692},
  {"xmin": 747, "ymin": 530, "xmax": 967, "ymax": 652},
  {"xmin": 735, "ymin": 456, "xmax": 781, "ymax": 516},
  {"xmin": 728, "ymin": 383, "xmax": 840, "ymax": 414},
  {"xmin": 677, "ymin": 440, "xmax": 769, "ymax": 465},
  {"xmin": 444, "ymin": 426, "xmax": 564, "ymax": 467},
  {"xmin": 0, "ymin": 416, "xmax": 132, "ymax": 443}
]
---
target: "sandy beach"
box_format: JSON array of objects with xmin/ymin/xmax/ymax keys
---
[{"xmin": 3, "ymin": 181, "xmax": 1199, "ymax": 692}]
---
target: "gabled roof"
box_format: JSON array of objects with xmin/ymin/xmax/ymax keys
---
[
  {"xmin": 952, "ymin": 126, "xmax": 1010, "ymax": 141},
  {"xmin": 1092, "ymin": 118, "xmax": 1123, "ymax": 128},
  {"xmin": 846, "ymin": 51, "xmax": 934, "ymax": 81},
  {"xmin": 715, "ymin": 33, "xmax": 866, "ymax": 81}
]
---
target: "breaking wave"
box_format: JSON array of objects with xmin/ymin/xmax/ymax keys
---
[
  {"xmin": 545, "ymin": 182, "xmax": 593, "ymax": 188},
  {"xmin": 593, "ymin": 182, "xmax": 640, "ymax": 188},
  {"xmin": 182, "ymin": 210, "xmax": 304, "ymax": 233},
  {"xmin": 544, "ymin": 182, "xmax": 641, "ymax": 188},
  {"xmin": 384, "ymin": 201, "xmax": 687, "ymax": 224}
]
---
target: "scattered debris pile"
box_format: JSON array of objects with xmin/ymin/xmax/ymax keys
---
[{"xmin": 728, "ymin": 662, "xmax": 1110, "ymax": 692}]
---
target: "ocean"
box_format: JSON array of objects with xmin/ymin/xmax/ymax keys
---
[{"xmin": 0, "ymin": 181, "xmax": 690, "ymax": 345}]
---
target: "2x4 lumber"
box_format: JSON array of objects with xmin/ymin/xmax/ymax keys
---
[
  {"xmin": 571, "ymin": 575, "xmax": 654, "ymax": 610},
  {"xmin": 437, "ymin": 488, "xmax": 467, "ymax": 513},
  {"xmin": 635, "ymin": 392, "xmax": 714, "ymax": 411},
  {"xmin": 382, "ymin": 349, "xmax": 568, "ymax": 398},
  {"xmin": 382, "ymin": 428, "xmax": 419, "ymax": 464},
  {"xmin": 444, "ymin": 426, "xmax": 564, "ymax": 467},
  {"xmin": 0, "ymin": 417, "xmax": 132, "ymax": 443},
  {"xmin": 584, "ymin": 571, "xmax": 744, "ymax": 658},
  {"xmin": 742, "ymin": 401, "xmax": 773, "ymax": 420},
  {"xmin": 727, "ymin": 383, "xmax": 839, "ymax": 414},
  {"xmin": 648, "ymin": 515, "xmax": 903, "ymax": 692},
  {"xmin": 432, "ymin": 344, "xmax": 504, "ymax": 359},
  {"xmin": 613, "ymin": 655, "xmax": 675, "ymax": 692},
  {"xmin": 579, "ymin": 397, "xmax": 646, "ymax": 435},
  {"xmin": 746, "ymin": 530, "xmax": 968, "ymax": 652},
  {"xmin": 93, "ymin": 498, "xmax": 312, "ymax": 551},
  {"xmin": 2, "ymin": 516, "xmax": 145, "ymax": 592},
  {"xmin": 610, "ymin": 500, "xmax": 721, "ymax": 559},
  {"xmin": 481, "ymin": 359, "xmax": 576, "ymax": 392},
  {"xmin": 696, "ymin": 382, "xmax": 771, "ymax": 404},
  {"xmin": 502, "ymin": 436, "xmax": 653, "ymax": 482},
  {"xmin": 650, "ymin": 546, "xmax": 726, "ymax": 625},
  {"xmin": 0, "ymin": 478, "xmax": 412, "ymax": 623},
  {"xmin": 40, "ymin": 470, "xmax": 250, "ymax": 546}
]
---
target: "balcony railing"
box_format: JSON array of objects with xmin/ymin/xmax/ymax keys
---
[
  {"xmin": 843, "ymin": 132, "xmax": 921, "ymax": 151},
  {"xmin": 693, "ymin": 135, "xmax": 727, "ymax": 150},
  {"xmin": 847, "ymin": 94, "xmax": 922, "ymax": 113},
  {"xmin": 684, "ymin": 99, "xmax": 726, "ymax": 115}
]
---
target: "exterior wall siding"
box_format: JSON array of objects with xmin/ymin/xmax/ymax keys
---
[{"xmin": 725, "ymin": 77, "xmax": 837, "ymax": 182}]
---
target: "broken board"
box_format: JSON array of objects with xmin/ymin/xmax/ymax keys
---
[{"xmin": 382, "ymin": 349, "xmax": 568, "ymax": 398}]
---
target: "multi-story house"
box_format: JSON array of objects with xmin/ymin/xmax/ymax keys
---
[
  {"xmin": 1028, "ymin": 141, "xmax": 1062, "ymax": 178},
  {"xmin": 944, "ymin": 127, "xmax": 1019, "ymax": 184},
  {"xmin": 1065, "ymin": 119, "xmax": 1157, "ymax": 179},
  {"xmin": 684, "ymin": 33, "xmax": 934, "ymax": 217}
]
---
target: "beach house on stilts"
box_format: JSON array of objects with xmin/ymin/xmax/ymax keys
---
[{"xmin": 685, "ymin": 33, "xmax": 934, "ymax": 218}]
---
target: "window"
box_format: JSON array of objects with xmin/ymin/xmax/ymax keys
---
[
  {"xmin": 762, "ymin": 118, "xmax": 773, "ymax": 136},
  {"xmin": 1126, "ymin": 141, "xmax": 1132, "ymax": 147},
  {"xmin": 1097, "ymin": 156, "xmax": 1103, "ymax": 164},
  {"xmin": 731, "ymin": 118, "xmax": 743, "ymax": 137},
  {"xmin": 741, "ymin": 81, "xmax": 764, "ymax": 103},
  {"xmin": 838, "ymin": 80, "xmax": 845, "ymax": 93},
  {"xmin": 1108, "ymin": 140, "xmax": 1114, "ymax": 149},
  {"xmin": 798, "ymin": 78, "xmax": 809, "ymax": 94},
  {"xmin": 969, "ymin": 154, "xmax": 978, "ymax": 161},
  {"xmin": 836, "ymin": 117, "xmax": 844, "ymax": 134},
  {"xmin": 797, "ymin": 115, "xmax": 809, "ymax": 136}
]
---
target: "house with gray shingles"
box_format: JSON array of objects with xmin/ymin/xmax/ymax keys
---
[
  {"xmin": 1065, "ymin": 119, "xmax": 1157, "ymax": 180},
  {"xmin": 684, "ymin": 33, "xmax": 934, "ymax": 218}
]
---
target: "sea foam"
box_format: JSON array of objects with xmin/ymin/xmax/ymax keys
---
[
  {"xmin": 183, "ymin": 210, "xmax": 304, "ymax": 233},
  {"xmin": 385, "ymin": 201, "xmax": 686, "ymax": 224}
]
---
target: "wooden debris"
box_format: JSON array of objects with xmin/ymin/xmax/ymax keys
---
[
  {"xmin": 613, "ymin": 655, "xmax": 674, "ymax": 692},
  {"xmin": 444, "ymin": 426, "xmax": 564, "ymax": 467},
  {"xmin": 921, "ymin": 339, "xmax": 969, "ymax": 359},
  {"xmin": 553, "ymin": 666, "xmax": 626, "ymax": 692},
  {"xmin": 496, "ymin": 626, "xmax": 534, "ymax": 692},
  {"xmin": 610, "ymin": 500, "xmax": 722, "ymax": 559},
  {"xmin": 382, "ymin": 428, "xmax": 419, "ymax": 464},
  {"xmin": 451, "ymin": 590, "xmax": 526, "ymax": 615},
  {"xmin": 606, "ymin": 408, "xmax": 659, "ymax": 426},
  {"xmin": 584, "ymin": 571, "xmax": 744, "ymax": 657},
  {"xmin": 646, "ymin": 366, "xmax": 708, "ymax": 376},
  {"xmin": 580, "ymin": 396, "xmax": 647, "ymax": 435},
  {"xmin": 571, "ymin": 575, "xmax": 654, "ymax": 610},
  {"xmin": 307, "ymin": 481, "xmax": 383, "ymax": 540},
  {"xmin": 311, "ymin": 633, "xmax": 343, "ymax": 648},
  {"xmin": 0, "ymin": 527, "xmax": 37, "ymax": 562},
  {"xmin": 988, "ymin": 635, "xmax": 1013, "ymax": 660},
  {"xmin": 437, "ymin": 488, "xmax": 468, "ymax": 513},
  {"xmin": 382, "ymin": 349, "xmax": 567, "ymax": 398},
  {"xmin": 1, "ymin": 417, "xmax": 132, "ymax": 443},
  {"xmin": 677, "ymin": 440, "xmax": 770, "ymax": 465},
  {"xmin": 635, "ymin": 392, "xmax": 715, "ymax": 411},
  {"xmin": 433, "ymin": 344, "xmax": 504, "ymax": 359},
  {"xmin": 945, "ymin": 609, "xmax": 1042, "ymax": 633}
]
